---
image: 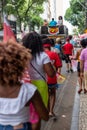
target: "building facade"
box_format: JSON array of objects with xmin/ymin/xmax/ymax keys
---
[
  {"xmin": 42, "ymin": 0, "xmax": 73, "ymax": 34},
  {"xmin": 42, "ymin": 0, "xmax": 64, "ymax": 22}
]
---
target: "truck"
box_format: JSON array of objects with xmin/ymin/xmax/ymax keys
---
[{"xmin": 40, "ymin": 24, "xmax": 68, "ymax": 44}]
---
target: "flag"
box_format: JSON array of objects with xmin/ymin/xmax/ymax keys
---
[
  {"xmin": 57, "ymin": 72, "xmax": 66, "ymax": 84},
  {"xmin": 79, "ymin": 33, "xmax": 87, "ymax": 39},
  {"xmin": 3, "ymin": 15, "xmax": 16, "ymax": 43}
]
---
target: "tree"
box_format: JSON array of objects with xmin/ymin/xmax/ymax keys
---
[
  {"xmin": 0, "ymin": 0, "xmax": 47, "ymax": 31},
  {"xmin": 64, "ymin": 0, "xmax": 86, "ymax": 33}
]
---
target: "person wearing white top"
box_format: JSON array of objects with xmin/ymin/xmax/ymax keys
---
[
  {"xmin": 0, "ymin": 40, "xmax": 49, "ymax": 130},
  {"xmin": 22, "ymin": 32, "xmax": 55, "ymax": 130}
]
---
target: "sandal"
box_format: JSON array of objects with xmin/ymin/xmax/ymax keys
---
[
  {"xmin": 78, "ymin": 89, "xmax": 82, "ymax": 94},
  {"xmin": 49, "ymin": 112, "xmax": 56, "ymax": 118},
  {"xmin": 84, "ymin": 89, "xmax": 87, "ymax": 94},
  {"xmin": 49, "ymin": 112, "xmax": 57, "ymax": 121}
]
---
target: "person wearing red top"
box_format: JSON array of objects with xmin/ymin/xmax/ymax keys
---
[
  {"xmin": 62, "ymin": 37, "xmax": 74, "ymax": 73},
  {"xmin": 42, "ymin": 38, "xmax": 62, "ymax": 117}
]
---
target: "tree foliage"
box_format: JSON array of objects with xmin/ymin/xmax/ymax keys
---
[
  {"xmin": 64, "ymin": 0, "xmax": 86, "ymax": 33},
  {"xmin": 0, "ymin": 0, "xmax": 47, "ymax": 31}
]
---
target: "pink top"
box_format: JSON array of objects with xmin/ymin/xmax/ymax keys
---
[{"xmin": 80, "ymin": 48, "xmax": 87, "ymax": 71}]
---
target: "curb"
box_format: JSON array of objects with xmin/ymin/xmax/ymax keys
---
[{"xmin": 70, "ymin": 84, "xmax": 80, "ymax": 130}]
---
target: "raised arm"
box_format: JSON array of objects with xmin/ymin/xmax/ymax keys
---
[{"xmin": 43, "ymin": 62, "xmax": 56, "ymax": 77}]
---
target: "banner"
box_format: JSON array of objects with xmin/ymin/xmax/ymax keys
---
[
  {"xmin": 57, "ymin": 73, "xmax": 66, "ymax": 84},
  {"xmin": 3, "ymin": 15, "xmax": 16, "ymax": 43}
]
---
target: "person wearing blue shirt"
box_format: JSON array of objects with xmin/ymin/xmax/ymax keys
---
[
  {"xmin": 55, "ymin": 38, "xmax": 62, "ymax": 52},
  {"xmin": 69, "ymin": 35, "xmax": 76, "ymax": 46},
  {"xmin": 49, "ymin": 18, "xmax": 57, "ymax": 27}
]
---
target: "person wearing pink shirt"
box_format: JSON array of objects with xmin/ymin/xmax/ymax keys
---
[{"xmin": 80, "ymin": 39, "xmax": 87, "ymax": 91}]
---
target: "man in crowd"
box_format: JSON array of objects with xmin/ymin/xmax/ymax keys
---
[{"xmin": 62, "ymin": 37, "xmax": 74, "ymax": 73}]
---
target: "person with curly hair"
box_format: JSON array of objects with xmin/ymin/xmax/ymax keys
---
[
  {"xmin": 22, "ymin": 32, "xmax": 55, "ymax": 130},
  {"xmin": 0, "ymin": 40, "xmax": 49, "ymax": 130}
]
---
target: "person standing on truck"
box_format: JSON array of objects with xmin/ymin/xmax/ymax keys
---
[
  {"xmin": 40, "ymin": 19, "xmax": 49, "ymax": 34},
  {"xmin": 49, "ymin": 18, "xmax": 57, "ymax": 27},
  {"xmin": 58, "ymin": 16, "xmax": 63, "ymax": 26}
]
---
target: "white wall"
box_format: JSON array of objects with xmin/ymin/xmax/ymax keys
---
[
  {"xmin": 56, "ymin": 0, "xmax": 63, "ymax": 20},
  {"xmin": 56, "ymin": 0, "xmax": 73, "ymax": 34},
  {"xmin": 41, "ymin": 0, "xmax": 73, "ymax": 34}
]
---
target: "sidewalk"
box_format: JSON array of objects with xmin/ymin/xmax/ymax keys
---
[
  {"xmin": 79, "ymin": 93, "xmax": 87, "ymax": 130},
  {"xmin": 71, "ymin": 82, "xmax": 87, "ymax": 130},
  {"xmin": 70, "ymin": 84, "xmax": 80, "ymax": 130},
  {"xmin": 41, "ymin": 59, "xmax": 86, "ymax": 130},
  {"xmin": 41, "ymin": 70, "xmax": 78, "ymax": 130}
]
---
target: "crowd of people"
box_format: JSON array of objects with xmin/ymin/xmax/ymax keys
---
[
  {"xmin": 40, "ymin": 17, "xmax": 63, "ymax": 35},
  {"xmin": 0, "ymin": 21, "xmax": 87, "ymax": 130}
]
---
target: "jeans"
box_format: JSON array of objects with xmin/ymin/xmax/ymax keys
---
[{"xmin": 0, "ymin": 122, "xmax": 31, "ymax": 130}]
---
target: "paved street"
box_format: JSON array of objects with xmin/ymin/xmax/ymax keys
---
[
  {"xmin": 41, "ymin": 60, "xmax": 78, "ymax": 130},
  {"xmin": 41, "ymin": 47, "xmax": 87, "ymax": 130}
]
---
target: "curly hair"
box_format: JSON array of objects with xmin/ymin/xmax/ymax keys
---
[
  {"xmin": 0, "ymin": 40, "xmax": 32, "ymax": 86},
  {"xmin": 22, "ymin": 32, "xmax": 43, "ymax": 58}
]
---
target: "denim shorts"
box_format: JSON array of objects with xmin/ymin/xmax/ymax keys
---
[
  {"xmin": 0, "ymin": 122, "xmax": 31, "ymax": 130},
  {"xmin": 48, "ymin": 83, "xmax": 58, "ymax": 89}
]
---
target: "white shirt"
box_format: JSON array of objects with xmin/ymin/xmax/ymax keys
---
[
  {"xmin": 0, "ymin": 83, "xmax": 36, "ymax": 126},
  {"xmin": 28, "ymin": 52, "xmax": 51, "ymax": 80}
]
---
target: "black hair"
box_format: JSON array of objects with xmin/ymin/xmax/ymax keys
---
[
  {"xmin": 42, "ymin": 38, "xmax": 52, "ymax": 45},
  {"xmin": 58, "ymin": 16, "xmax": 63, "ymax": 20},
  {"xmin": 50, "ymin": 38, "xmax": 55, "ymax": 46},
  {"xmin": 40, "ymin": 34, "xmax": 48, "ymax": 39},
  {"xmin": 80, "ymin": 39, "xmax": 87, "ymax": 48},
  {"xmin": 68, "ymin": 35, "xmax": 72, "ymax": 40},
  {"xmin": 22, "ymin": 32, "xmax": 43, "ymax": 58},
  {"xmin": 44, "ymin": 19, "xmax": 47, "ymax": 22}
]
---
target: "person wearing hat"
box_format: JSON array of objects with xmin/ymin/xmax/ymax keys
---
[{"xmin": 42, "ymin": 38, "xmax": 62, "ymax": 117}]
